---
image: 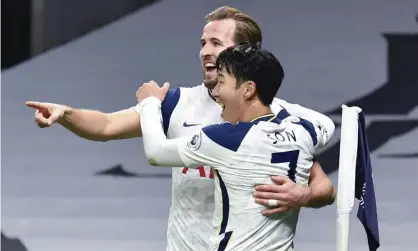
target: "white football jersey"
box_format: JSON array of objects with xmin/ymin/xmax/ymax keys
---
[
  {"xmin": 157, "ymin": 84, "xmax": 334, "ymax": 251},
  {"xmin": 176, "ymin": 114, "xmax": 323, "ymax": 251}
]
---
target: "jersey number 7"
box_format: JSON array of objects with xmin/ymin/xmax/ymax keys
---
[{"xmin": 271, "ymin": 150, "xmax": 300, "ymax": 182}]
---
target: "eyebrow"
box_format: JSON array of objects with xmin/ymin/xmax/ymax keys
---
[
  {"xmin": 200, "ymin": 37, "xmax": 223, "ymax": 45},
  {"xmin": 211, "ymin": 37, "xmax": 222, "ymax": 44}
]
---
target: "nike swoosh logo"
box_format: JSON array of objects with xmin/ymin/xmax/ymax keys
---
[{"xmin": 183, "ymin": 122, "xmax": 201, "ymax": 127}]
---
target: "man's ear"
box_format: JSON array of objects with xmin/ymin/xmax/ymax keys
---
[{"xmin": 242, "ymin": 80, "xmax": 257, "ymax": 100}]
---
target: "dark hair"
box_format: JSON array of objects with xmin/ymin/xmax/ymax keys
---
[
  {"xmin": 205, "ymin": 6, "xmax": 262, "ymax": 45},
  {"xmin": 216, "ymin": 42, "xmax": 284, "ymax": 106}
]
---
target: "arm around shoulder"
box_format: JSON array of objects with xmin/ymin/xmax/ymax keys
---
[
  {"xmin": 303, "ymin": 161, "xmax": 336, "ymax": 208},
  {"xmin": 273, "ymin": 98, "xmax": 335, "ymax": 145},
  {"xmin": 139, "ymin": 96, "xmax": 225, "ymax": 168}
]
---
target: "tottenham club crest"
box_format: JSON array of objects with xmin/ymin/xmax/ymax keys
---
[{"xmin": 187, "ymin": 131, "xmax": 202, "ymax": 151}]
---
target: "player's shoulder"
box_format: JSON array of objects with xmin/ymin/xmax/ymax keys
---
[
  {"xmin": 271, "ymin": 97, "xmax": 305, "ymax": 115},
  {"xmin": 162, "ymin": 87, "xmax": 181, "ymax": 108},
  {"xmin": 178, "ymin": 84, "xmax": 207, "ymax": 98},
  {"xmin": 270, "ymin": 98, "xmax": 293, "ymax": 119},
  {"xmin": 268, "ymin": 103, "xmax": 317, "ymax": 146},
  {"xmin": 272, "ymin": 97, "xmax": 287, "ymax": 106},
  {"xmin": 171, "ymin": 84, "xmax": 210, "ymax": 107},
  {"xmin": 201, "ymin": 122, "xmax": 254, "ymax": 152},
  {"xmin": 163, "ymin": 84, "xmax": 205, "ymax": 101},
  {"xmin": 278, "ymin": 116, "xmax": 319, "ymax": 147},
  {"xmin": 270, "ymin": 97, "xmax": 288, "ymax": 110},
  {"xmin": 161, "ymin": 84, "xmax": 204, "ymax": 114},
  {"xmin": 272, "ymin": 97, "xmax": 299, "ymax": 109}
]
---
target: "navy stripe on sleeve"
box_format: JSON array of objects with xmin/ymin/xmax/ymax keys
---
[{"xmin": 161, "ymin": 88, "xmax": 181, "ymax": 134}]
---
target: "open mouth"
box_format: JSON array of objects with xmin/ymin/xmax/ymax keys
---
[{"xmin": 205, "ymin": 62, "xmax": 217, "ymax": 74}]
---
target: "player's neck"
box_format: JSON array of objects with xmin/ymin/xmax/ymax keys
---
[
  {"xmin": 207, "ymin": 86, "xmax": 216, "ymax": 102},
  {"xmin": 240, "ymin": 101, "xmax": 273, "ymax": 123}
]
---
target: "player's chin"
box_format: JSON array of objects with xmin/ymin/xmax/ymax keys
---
[
  {"xmin": 204, "ymin": 75, "xmax": 218, "ymax": 88},
  {"xmin": 205, "ymin": 69, "xmax": 217, "ymax": 78}
]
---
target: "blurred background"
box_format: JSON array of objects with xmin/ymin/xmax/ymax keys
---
[{"xmin": 1, "ymin": 0, "xmax": 418, "ymax": 250}]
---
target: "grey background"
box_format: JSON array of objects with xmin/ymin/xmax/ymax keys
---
[
  {"xmin": 31, "ymin": 0, "xmax": 159, "ymax": 55},
  {"xmin": 2, "ymin": 0, "xmax": 418, "ymax": 250}
]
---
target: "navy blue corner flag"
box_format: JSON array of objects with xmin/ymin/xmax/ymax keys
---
[{"xmin": 355, "ymin": 112, "xmax": 380, "ymax": 251}]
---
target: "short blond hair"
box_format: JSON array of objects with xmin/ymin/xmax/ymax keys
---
[{"xmin": 205, "ymin": 6, "xmax": 262, "ymax": 45}]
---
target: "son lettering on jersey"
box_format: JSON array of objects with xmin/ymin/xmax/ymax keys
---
[{"xmin": 267, "ymin": 130, "xmax": 297, "ymax": 144}]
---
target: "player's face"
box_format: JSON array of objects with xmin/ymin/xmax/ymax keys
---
[
  {"xmin": 213, "ymin": 68, "xmax": 247, "ymax": 124},
  {"xmin": 200, "ymin": 19, "xmax": 236, "ymax": 89}
]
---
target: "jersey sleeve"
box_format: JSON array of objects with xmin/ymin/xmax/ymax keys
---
[
  {"xmin": 177, "ymin": 123, "xmax": 252, "ymax": 168},
  {"xmin": 137, "ymin": 96, "xmax": 185, "ymax": 167},
  {"xmin": 161, "ymin": 88, "xmax": 181, "ymax": 134},
  {"xmin": 290, "ymin": 117, "xmax": 328, "ymax": 154},
  {"xmin": 272, "ymin": 98, "xmax": 335, "ymax": 149},
  {"xmin": 176, "ymin": 129, "xmax": 229, "ymax": 168},
  {"xmin": 133, "ymin": 88, "xmax": 180, "ymax": 135},
  {"xmin": 138, "ymin": 96, "xmax": 229, "ymax": 168}
]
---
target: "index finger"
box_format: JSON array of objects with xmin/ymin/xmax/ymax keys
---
[{"xmin": 26, "ymin": 101, "xmax": 44, "ymax": 110}]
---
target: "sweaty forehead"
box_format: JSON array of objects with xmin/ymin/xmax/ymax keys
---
[{"xmin": 202, "ymin": 19, "xmax": 236, "ymax": 41}]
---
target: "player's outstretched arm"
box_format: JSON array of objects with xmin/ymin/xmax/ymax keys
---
[{"xmin": 26, "ymin": 101, "xmax": 142, "ymax": 141}]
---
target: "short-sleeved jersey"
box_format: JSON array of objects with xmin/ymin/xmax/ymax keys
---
[
  {"xmin": 157, "ymin": 84, "xmax": 334, "ymax": 251},
  {"xmin": 176, "ymin": 115, "xmax": 322, "ymax": 251}
]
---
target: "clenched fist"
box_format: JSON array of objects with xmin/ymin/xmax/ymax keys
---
[{"xmin": 26, "ymin": 101, "xmax": 69, "ymax": 128}]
